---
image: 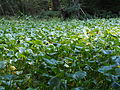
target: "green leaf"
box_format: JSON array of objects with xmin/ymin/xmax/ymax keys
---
[
  {"xmin": 43, "ymin": 58, "xmax": 58, "ymax": 65},
  {"xmin": 7, "ymin": 51, "xmax": 14, "ymax": 57},
  {"xmin": 18, "ymin": 47, "xmax": 26, "ymax": 53},
  {"xmin": 112, "ymin": 82, "xmax": 120, "ymax": 89},
  {"xmin": 72, "ymin": 71, "xmax": 87, "ymax": 80},
  {"xmin": 98, "ymin": 66, "xmax": 113, "ymax": 73},
  {"xmin": 0, "ymin": 61, "xmax": 7, "ymax": 69},
  {"xmin": 3, "ymin": 74, "xmax": 15, "ymax": 80},
  {"xmin": 0, "ymin": 86, "xmax": 5, "ymax": 90},
  {"xmin": 71, "ymin": 87, "xmax": 83, "ymax": 90},
  {"xmin": 112, "ymin": 56, "xmax": 120, "ymax": 65},
  {"xmin": 48, "ymin": 77, "xmax": 60, "ymax": 86},
  {"xmin": 27, "ymin": 88, "xmax": 37, "ymax": 90},
  {"xmin": 102, "ymin": 50, "xmax": 114, "ymax": 54},
  {"xmin": 42, "ymin": 73, "xmax": 52, "ymax": 77},
  {"xmin": 115, "ymin": 68, "xmax": 120, "ymax": 75},
  {"xmin": 33, "ymin": 40, "xmax": 44, "ymax": 45},
  {"xmin": 75, "ymin": 46, "xmax": 83, "ymax": 49}
]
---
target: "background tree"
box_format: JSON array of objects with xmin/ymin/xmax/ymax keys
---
[
  {"xmin": 0, "ymin": 0, "xmax": 119, "ymax": 18},
  {"xmin": 52, "ymin": 0, "xmax": 60, "ymax": 11}
]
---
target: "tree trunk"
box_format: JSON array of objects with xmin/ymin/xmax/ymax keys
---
[{"xmin": 52, "ymin": 0, "xmax": 60, "ymax": 11}]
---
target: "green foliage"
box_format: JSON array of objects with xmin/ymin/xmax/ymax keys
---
[
  {"xmin": 0, "ymin": 17, "xmax": 120, "ymax": 89},
  {"xmin": 38, "ymin": 11, "xmax": 61, "ymax": 19}
]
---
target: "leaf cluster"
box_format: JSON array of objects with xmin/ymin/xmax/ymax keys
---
[{"xmin": 0, "ymin": 18, "xmax": 120, "ymax": 89}]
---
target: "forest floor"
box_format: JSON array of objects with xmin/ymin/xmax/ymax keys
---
[{"xmin": 0, "ymin": 17, "xmax": 120, "ymax": 90}]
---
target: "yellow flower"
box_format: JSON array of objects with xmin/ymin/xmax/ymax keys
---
[
  {"xmin": 10, "ymin": 66, "xmax": 16, "ymax": 71},
  {"xmin": 117, "ymin": 65, "xmax": 120, "ymax": 68}
]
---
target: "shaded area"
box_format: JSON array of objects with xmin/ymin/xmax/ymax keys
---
[{"xmin": 0, "ymin": 0, "xmax": 119, "ymax": 19}]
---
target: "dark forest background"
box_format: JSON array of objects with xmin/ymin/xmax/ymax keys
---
[{"xmin": 0, "ymin": 0, "xmax": 120, "ymax": 19}]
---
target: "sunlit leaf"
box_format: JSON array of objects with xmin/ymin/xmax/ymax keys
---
[
  {"xmin": 98, "ymin": 66, "xmax": 114, "ymax": 73},
  {"xmin": 18, "ymin": 47, "xmax": 26, "ymax": 53},
  {"xmin": 43, "ymin": 58, "xmax": 58, "ymax": 65}
]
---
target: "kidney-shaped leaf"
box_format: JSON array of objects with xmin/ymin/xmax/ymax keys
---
[
  {"xmin": 48, "ymin": 77, "xmax": 60, "ymax": 86},
  {"xmin": 98, "ymin": 66, "xmax": 113, "ymax": 73},
  {"xmin": 72, "ymin": 71, "xmax": 87, "ymax": 80}
]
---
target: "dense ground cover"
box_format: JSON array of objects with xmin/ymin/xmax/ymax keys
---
[{"xmin": 0, "ymin": 18, "xmax": 120, "ymax": 90}]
